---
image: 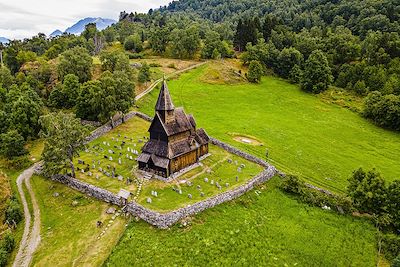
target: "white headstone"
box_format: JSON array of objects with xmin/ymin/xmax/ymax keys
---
[{"xmin": 109, "ymin": 156, "xmax": 113, "ymax": 161}]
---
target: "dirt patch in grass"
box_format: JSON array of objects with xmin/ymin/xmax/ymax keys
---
[{"xmin": 231, "ymin": 134, "xmax": 263, "ymax": 146}]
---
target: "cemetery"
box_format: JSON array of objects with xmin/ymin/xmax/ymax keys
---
[{"xmin": 72, "ymin": 114, "xmax": 264, "ymax": 212}]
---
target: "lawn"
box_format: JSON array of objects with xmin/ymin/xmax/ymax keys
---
[
  {"xmin": 137, "ymin": 62, "xmax": 400, "ymax": 193},
  {"xmin": 31, "ymin": 175, "xmax": 127, "ymax": 267},
  {"xmin": 105, "ymin": 177, "xmax": 378, "ymax": 266},
  {"xmin": 73, "ymin": 115, "xmax": 264, "ymax": 212}
]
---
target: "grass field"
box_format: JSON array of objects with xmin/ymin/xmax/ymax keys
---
[
  {"xmin": 137, "ymin": 61, "xmax": 400, "ymax": 193},
  {"xmin": 74, "ymin": 115, "xmax": 263, "ymax": 212},
  {"xmin": 105, "ymin": 177, "xmax": 378, "ymax": 266},
  {"xmin": 31, "ymin": 175, "xmax": 127, "ymax": 267}
]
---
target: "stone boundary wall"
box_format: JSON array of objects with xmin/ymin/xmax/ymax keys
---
[{"xmin": 50, "ymin": 165, "xmax": 276, "ymax": 229}]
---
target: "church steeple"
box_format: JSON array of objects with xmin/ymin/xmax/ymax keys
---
[{"xmin": 155, "ymin": 78, "xmax": 175, "ymax": 123}]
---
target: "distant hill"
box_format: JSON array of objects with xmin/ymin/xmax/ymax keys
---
[
  {"xmin": 64, "ymin": 17, "xmax": 116, "ymax": 35},
  {"xmin": 0, "ymin": 37, "xmax": 9, "ymax": 44},
  {"xmin": 50, "ymin": 29, "xmax": 63, "ymax": 37}
]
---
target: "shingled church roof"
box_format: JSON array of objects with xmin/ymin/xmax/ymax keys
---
[{"xmin": 155, "ymin": 80, "xmax": 175, "ymax": 111}]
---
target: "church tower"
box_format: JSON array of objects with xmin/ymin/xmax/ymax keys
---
[{"xmin": 155, "ymin": 79, "xmax": 175, "ymax": 124}]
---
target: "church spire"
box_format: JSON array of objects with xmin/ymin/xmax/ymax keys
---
[{"xmin": 155, "ymin": 78, "xmax": 174, "ymax": 111}]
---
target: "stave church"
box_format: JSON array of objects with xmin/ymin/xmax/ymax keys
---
[{"xmin": 137, "ymin": 79, "xmax": 209, "ymax": 177}]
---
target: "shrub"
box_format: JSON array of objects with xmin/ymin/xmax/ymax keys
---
[
  {"xmin": 0, "ymin": 249, "xmax": 7, "ymax": 267},
  {"xmin": 0, "ymin": 233, "xmax": 15, "ymax": 253},
  {"xmin": 393, "ymin": 255, "xmax": 400, "ymax": 267},
  {"xmin": 149, "ymin": 63, "xmax": 161, "ymax": 67},
  {"xmin": 247, "ymin": 60, "xmax": 264, "ymax": 83},
  {"xmin": 126, "ymin": 52, "xmax": 144, "ymax": 59},
  {"xmin": 167, "ymin": 63, "xmax": 177, "ymax": 69},
  {"xmin": 4, "ymin": 156, "xmax": 31, "ymax": 170},
  {"xmin": 382, "ymin": 234, "xmax": 400, "ymax": 261},
  {"xmin": 0, "ymin": 130, "xmax": 27, "ymax": 159},
  {"xmin": 5, "ymin": 197, "xmax": 23, "ymax": 225}
]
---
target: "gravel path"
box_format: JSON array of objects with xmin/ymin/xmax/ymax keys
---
[{"xmin": 13, "ymin": 162, "xmax": 42, "ymax": 267}]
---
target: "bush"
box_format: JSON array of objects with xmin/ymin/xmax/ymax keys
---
[
  {"xmin": 167, "ymin": 63, "xmax": 177, "ymax": 69},
  {"xmin": 149, "ymin": 63, "xmax": 161, "ymax": 67},
  {"xmin": 126, "ymin": 52, "xmax": 144, "ymax": 59},
  {"xmin": 281, "ymin": 175, "xmax": 353, "ymax": 214},
  {"xmin": 0, "ymin": 249, "xmax": 7, "ymax": 267},
  {"xmin": 0, "ymin": 233, "xmax": 15, "ymax": 253},
  {"xmin": 393, "ymin": 255, "xmax": 400, "ymax": 267},
  {"xmin": 5, "ymin": 197, "xmax": 23, "ymax": 225},
  {"xmin": 4, "ymin": 156, "xmax": 31, "ymax": 170},
  {"xmin": 382, "ymin": 234, "xmax": 400, "ymax": 261},
  {"xmin": 0, "ymin": 130, "xmax": 27, "ymax": 159},
  {"xmin": 247, "ymin": 60, "xmax": 264, "ymax": 83}
]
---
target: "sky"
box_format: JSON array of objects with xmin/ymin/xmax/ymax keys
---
[{"xmin": 0, "ymin": 0, "xmax": 171, "ymax": 40}]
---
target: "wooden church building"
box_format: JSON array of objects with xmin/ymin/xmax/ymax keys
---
[{"xmin": 137, "ymin": 80, "xmax": 209, "ymax": 178}]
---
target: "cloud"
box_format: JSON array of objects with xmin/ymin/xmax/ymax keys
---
[{"xmin": 0, "ymin": 0, "xmax": 171, "ymax": 40}]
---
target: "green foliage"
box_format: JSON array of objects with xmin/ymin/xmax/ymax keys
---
[
  {"xmin": 76, "ymin": 71, "xmax": 134, "ymax": 122},
  {"xmin": 40, "ymin": 112, "xmax": 89, "ymax": 177},
  {"xmin": 82, "ymin": 23, "xmax": 97, "ymax": 41},
  {"xmin": 363, "ymin": 91, "xmax": 400, "ymax": 131},
  {"xmin": 3, "ymin": 83, "xmax": 43, "ymax": 139},
  {"xmin": 382, "ymin": 234, "xmax": 400, "ymax": 261},
  {"xmin": 353, "ymin": 80, "xmax": 368, "ymax": 96},
  {"xmin": 387, "ymin": 180, "xmax": 400, "ymax": 230},
  {"xmin": 148, "ymin": 27, "xmax": 170, "ymax": 54},
  {"xmin": 0, "ymin": 130, "xmax": 27, "ymax": 159},
  {"xmin": 170, "ymin": 26, "xmax": 201, "ymax": 59},
  {"xmin": 57, "ymin": 46, "xmax": 93, "ymax": 83},
  {"xmin": 62, "ymin": 74, "xmax": 81, "ymax": 108},
  {"xmin": 138, "ymin": 62, "xmax": 151, "ymax": 83},
  {"xmin": 233, "ymin": 18, "xmax": 260, "ymax": 51},
  {"xmin": 124, "ymin": 34, "xmax": 143, "ymax": 53},
  {"xmin": 281, "ymin": 175, "xmax": 353, "ymax": 214},
  {"xmin": 44, "ymin": 44, "xmax": 62, "ymax": 59},
  {"xmin": 277, "ymin": 47, "xmax": 303, "ymax": 78},
  {"xmin": 0, "ymin": 249, "xmax": 7, "ymax": 267},
  {"xmin": 301, "ymin": 50, "xmax": 333, "ymax": 93},
  {"xmin": 0, "ymin": 233, "xmax": 15, "ymax": 253},
  {"xmin": 393, "ymin": 255, "xmax": 400, "ymax": 267},
  {"xmin": 0, "ymin": 66, "xmax": 15, "ymax": 90},
  {"xmin": 347, "ymin": 168, "xmax": 387, "ymax": 215},
  {"xmin": 5, "ymin": 196, "xmax": 22, "ymax": 224},
  {"xmin": 202, "ymin": 31, "xmax": 233, "ymax": 59},
  {"xmin": 247, "ymin": 60, "xmax": 263, "ymax": 83},
  {"xmin": 100, "ymin": 51, "xmax": 132, "ymax": 74},
  {"xmin": 16, "ymin": 50, "xmax": 37, "ymax": 66}
]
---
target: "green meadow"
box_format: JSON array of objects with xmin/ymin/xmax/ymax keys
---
[
  {"xmin": 105, "ymin": 177, "xmax": 377, "ymax": 266},
  {"xmin": 138, "ymin": 62, "xmax": 400, "ymax": 193}
]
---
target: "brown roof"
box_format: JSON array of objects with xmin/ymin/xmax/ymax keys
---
[
  {"xmin": 155, "ymin": 81, "xmax": 174, "ymax": 111},
  {"xmin": 151, "ymin": 154, "xmax": 169, "ymax": 168},
  {"xmin": 142, "ymin": 139, "xmax": 169, "ymax": 158},
  {"xmin": 163, "ymin": 108, "xmax": 193, "ymax": 136}
]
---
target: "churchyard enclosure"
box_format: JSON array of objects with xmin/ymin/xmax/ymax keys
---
[{"xmin": 72, "ymin": 114, "xmax": 264, "ymax": 212}]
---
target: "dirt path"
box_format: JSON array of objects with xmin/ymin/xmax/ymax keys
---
[
  {"xmin": 135, "ymin": 61, "xmax": 207, "ymax": 101},
  {"xmin": 13, "ymin": 162, "xmax": 42, "ymax": 267}
]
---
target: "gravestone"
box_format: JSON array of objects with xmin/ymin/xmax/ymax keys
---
[
  {"xmin": 197, "ymin": 185, "xmax": 201, "ymax": 190},
  {"xmin": 127, "ymin": 147, "xmax": 130, "ymax": 152},
  {"xmin": 188, "ymin": 194, "xmax": 192, "ymax": 199},
  {"xmin": 146, "ymin": 197, "xmax": 152, "ymax": 203},
  {"xmin": 78, "ymin": 159, "xmax": 84, "ymax": 164},
  {"xmin": 96, "ymin": 174, "xmax": 100, "ymax": 180},
  {"xmin": 99, "ymin": 167, "xmax": 103, "ymax": 172},
  {"xmin": 225, "ymin": 183, "xmax": 229, "ymax": 187},
  {"xmin": 227, "ymin": 159, "xmax": 232, "ymax": 163},
  {"xmin": 236, "ymin": 176, "xmax": 239, "ymax": 182},
  {"xmin": 117, "ymin": 175, "xmax": 123, "ymax": 181},
  {"xmin": 129, "ymin": 156, "xmax": 133, "ymax": 160},
  {"xmin": 118, "ymin": 158, "xmax": 122, "ymax": 165},
  {"xmin": 88, "ymin": 171, "xmax": 92, "ymax": 176},
  {"xmin": 81, "ymin": 169, "xmax": 85, "ymax": 173},
  {"xmin": 200, "ymin": 192, "xmax": 205, "ymax": 197},
  {"xmin": 237, "ymin": 167, "xmax": 242, "ymax": 173},
  {"xmin": 109, "ymin": 156, "xmax": 113, "ymax": 161},
  {"xmin": 204, "ymin": 177, "xmax": 209, "ymax": 183},
  {"xmin": 178, "ymin": 189, "xmax": 182, "ymax": 195},
  {"xmin": 210, "ymin": 180, "xmax": 214, "ymax": 185}
]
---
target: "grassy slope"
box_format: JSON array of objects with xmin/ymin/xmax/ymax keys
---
[
  {"xmin": 137, "ymin": 63, "xmax": 400, "ymax": 193},
  {"xmin": 106, "ymin": 177, "xmax": 377, "ymax": 266},
  {"xmin": 31, "ymin": 175, "xmax": 126, "ymax": 267}
]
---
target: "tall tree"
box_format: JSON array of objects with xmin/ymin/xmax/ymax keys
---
[
  {"xmin": 301, "ymin": 50, "xmax": 333, "ymax": 93},
  {"xmin": 57, "ymin": 46, "xmax": 93, "ymax": 83},
  {"xmin": 40, "ymin": 112, "xmax": 88, "ymax": 178}
]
